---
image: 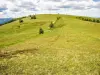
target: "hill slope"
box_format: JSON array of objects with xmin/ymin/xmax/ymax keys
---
[{"xmin": 0, "ymin": 14, "xmax": 100, "ymax": 75}]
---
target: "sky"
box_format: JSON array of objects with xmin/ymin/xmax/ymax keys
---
[{"xmin": 0, "ymin": 0, "xmax": 100, "ymax": 18}]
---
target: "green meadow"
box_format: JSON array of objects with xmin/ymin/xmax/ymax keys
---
[{"xmin": 0, "ymin": 14, "xmax": 100, "ymax": 75}]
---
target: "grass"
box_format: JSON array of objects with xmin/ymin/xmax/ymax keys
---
[{"xmin": 0, "ymin": 14, "xmax": 100, "ymax": 75}]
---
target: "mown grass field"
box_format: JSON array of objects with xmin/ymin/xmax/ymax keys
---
[{"xmin": 0, "ymin": 14, "xmax": 100, "ymax": 75}]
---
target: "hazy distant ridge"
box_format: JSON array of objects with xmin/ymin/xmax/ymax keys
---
[{"xmin": 0, "ymin": 18, "xmax": 12, "ymax": 25}]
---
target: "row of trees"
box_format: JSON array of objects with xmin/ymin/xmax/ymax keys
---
[
  {"xmin": 19, "ymin": 15, "xmax": 37, "ymax": 23},
  {"xmin": 39, "ymin": 17, "xmax": 61, "ymax": 34},
  {"xmin": 18, "ymin": 15, "xmax": 60, "ymax": 35},
  {"xmin": 39, "ymin": 22, "xmax": 55, "ymax": 34},
  {"xmin": 76, "ymin": 17, "xmax": 100, "ymax": 23}
]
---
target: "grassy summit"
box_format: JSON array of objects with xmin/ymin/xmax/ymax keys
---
[{"xmin": 0, "ymin": 14, "xmax": 100, "ymax": 75}]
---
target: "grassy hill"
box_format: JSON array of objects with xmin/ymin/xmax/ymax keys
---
[{"xmin": 0, "ymin": 14, "xmax": 100, "ymax": 75}]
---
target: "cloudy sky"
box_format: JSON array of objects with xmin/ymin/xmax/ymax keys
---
[{"xmin": 0, "ymin": 0, "xmax": 100, "ymax": 18}]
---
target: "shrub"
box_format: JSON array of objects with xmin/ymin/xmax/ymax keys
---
[
  {"xmin": 88, "ymin": 19, "xmax": 92, "ymax": 22},
  {"xmin": 49, "ymin": 22, "xmax": 54, "ymax": 29},
  {"xmin": 96, "ymin": 20, "xmax": 100, "ymax": 23},
  {"xmin": 17, "ymin": 26, "xmax": 20, "ymax": 28},
  {"xmin": 57, "ymin": 17, "xmax": 61, "ymax": 20},
  {"xmin": 19, "ymin": 19, "xmax": 23, "ymax": 23},
  {"xmin": 39, "ymin": 28, "xmax": 44, "ymax": 34},
  {"xmin": 82, "ymin": 18, "xmax": 84, "ymax": 20},
  {"xmin": 31, "ymin": 15, "xmax": 36, "ymax": 19},
  {"xmin": 93, "ymin": 19, "xmax": 96, "ymax": 22}
]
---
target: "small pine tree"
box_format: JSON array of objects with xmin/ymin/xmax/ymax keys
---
[
  {"xmin": 19, "ymin": 19, "xmax": 23, "ymax": 23},
  {"xmin": 31, "ymin": 15, "xmax": 36, "ymax": 19},
  {"xmin": 82, "ymin": 18, "xmax": 84, "ymax": 20},
  {"xmin": 93, "ymin": 19, "xmax": 96, "ymax": 22},
  {"xmin": 57, "ymin": 17, "xmax": 61, "ymax": 20},
  {"xmin": 39, "ymin": 28, "xmax": 44, "ymax": 34},
  {"xmin": 49, "ymin": 22, "xmax": 54, "ymax": 29},
  {"xmin": 96, "ymin": 20, "xmax": 100, "ymax": 23},
  {"xmin": 86, "ymin": 18, "xmax": 88, "ymax": 21},
  {"xmin": 88, "ymin": 19, "xmax": 91, "ymax": 22}
]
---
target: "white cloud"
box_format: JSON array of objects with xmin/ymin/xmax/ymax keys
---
[{"xmin": 0, "ymin": 0, "xmax": 100, "ymax": 18}]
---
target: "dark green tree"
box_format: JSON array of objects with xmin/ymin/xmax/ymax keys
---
[
  {"xmin": 57, "ymin": 17, "xmax": 61, "ymax": 20},
  {"xmin": 93, "ymin": 19, "xmax": 95, "ymax": 22},
  {"xmin": 31, "ymin": 15, "xmax": 36, "ymax": 19},
  {"xmin": 29, "ymin": 15, "xmax": 31, "ymax": 17},
  {"xmin": 19, "ymin": 19, "xmax": 23, "ymax": 23},
  {"xmin": 39, "ymin": 28, "xmax": 44, "ymax": 34},
  {"xmin": 49, "ymin": 22, "xmax": 54, "ymax": 29},
  {"xmin": 96, "ymin": 20, "xmax": 100, "ymax": 23}
]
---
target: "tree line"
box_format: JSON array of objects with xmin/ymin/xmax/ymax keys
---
[{"xmin": 76, "ymin": 17, "xmax": 100, "ymax": 23}]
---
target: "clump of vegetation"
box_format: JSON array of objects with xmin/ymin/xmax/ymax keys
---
[
  {"xmin": 17, "ymin": 25, "xmax": 20, "ymax": 29},
  {"xmin": 49, "ymin": 22, "xmax": 54, "ymax": 29},
  {"xmin": 19, "ymin": 19, "xmax": 23, "ymax": 23},
  {"xmin": 53, "ymin": 17, "xmax": 61, "ymax": 25},
  {"xmin": 29, "ymin": 15, "xmax": 31, "ymax": 17},
  {"xmin": 96, "ymin": 19, "xmax": 100, "ymax": 23},
  {"xmin": 31, "ymin": 15, "xmax": 36, "ymax": 19},
  {"xmin": 76, "ymin": 16, "xmax": 100, "ymax": 23},
  {"xmin": 57, "ymin": 17, "xmax": 61, "ymax": 20},
  {"xmin": 39, "ymin": 28, "xmax": 44, "ymax": 34},
  {"xmin": 22, "ymin": 16, "xmax": 26, "ymax": 18}
]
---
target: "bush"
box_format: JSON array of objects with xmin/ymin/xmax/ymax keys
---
[
  {"xmin": 31, "ymin": 15, "xmax": 36, "ymax": 19},
  {"xmin": 19, "ymin": 19, "xmax": 23, "ymax": 23},
  {"xmin": 93, "ymin": 19, "xmax": 96, "ymax": 22},
  {"xmin": 17, "ymin": 26, "xmax": 20, "ymax": 29},
  {"xmin": 49, "ymin": 22, "xmax": 54, "ymax": 29},
  {"xmin": 29, "ymin": 15, "xmax": 31, "ymax": 17},
  {"xmin": 97, "ymin": 20, "xmax": 100, "ymax": 23},
  {"xmin": 57, "ymin": 17, "xmax": 61, "ymax": 20},
  {"xmin": 22, "ymin": 16, "xmax": 26, "ymax": 18},
  {"xmin": 39, "ymin": 28, "xmax": 44, "ymax": 34}
]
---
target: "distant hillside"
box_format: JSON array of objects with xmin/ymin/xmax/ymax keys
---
[{"xmin": 0, "ymin": 18, "xmax": 13, "ymax": 25}]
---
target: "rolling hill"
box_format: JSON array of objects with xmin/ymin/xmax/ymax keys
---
[{"xmin": 0, "ymin": 14, "xmax": 100, "ymax": 75}]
